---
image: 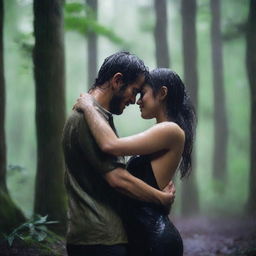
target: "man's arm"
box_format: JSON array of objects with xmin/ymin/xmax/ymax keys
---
[
  {"xmin": 104, "ymin": 168, "xmax": 175, "ymax": 207},
  {"xmin": 76, "ymin": 111, "xmax": 175, "ymax": 207}
]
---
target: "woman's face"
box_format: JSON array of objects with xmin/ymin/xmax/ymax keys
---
[{"xmin": 137, "ymin": 85, "xmax": 160, "ymax": 119}]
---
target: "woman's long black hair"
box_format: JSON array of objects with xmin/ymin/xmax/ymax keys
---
[{"xmin": 148, "ymin": 68, "xmax": 196, "ymax": 178}]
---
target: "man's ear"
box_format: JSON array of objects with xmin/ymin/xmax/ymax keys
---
[
  {"xmin": 158, "ymin": 86, "xmax": 168, "ymax": 101},
  {"xmin": 111, "ymin": 72, "xmax": 123, "ymax": 91}
]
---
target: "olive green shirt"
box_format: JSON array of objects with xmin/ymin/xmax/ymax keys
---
[{"xmin": 62, "ymin": 102, "xmax": 127, "ymax": 245}]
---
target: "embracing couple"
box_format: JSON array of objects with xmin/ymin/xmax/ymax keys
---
[{"xmin": 62, "ymin": 51, "xmax": 196, "ymax": 256}]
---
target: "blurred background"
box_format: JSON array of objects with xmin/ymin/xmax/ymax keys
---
[{"xmin": 1, "ymin": 0, "xmax": 253, "ymax": 223}]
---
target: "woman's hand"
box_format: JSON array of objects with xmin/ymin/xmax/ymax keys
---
[
  {"xmin": 73, "ymin": 93, "xmax": 94, "ymax": 112},
  {"xmin": 161, "ymin": 181, "xmax": 176, "ymax": 212},
  {"xmin": 163, "ymin": 180, "xmax": 176, "ymax": 195}
]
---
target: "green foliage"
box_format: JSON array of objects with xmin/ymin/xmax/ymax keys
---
[
  {"xmin": 4, "ymin": 215, "xmax": 58, "ymax": 247},
  {"xmin": 65, "ymin": 2, "xmax": 124, "ymax": 45},
  {"xmin": 65, "ymin": 2, "xmax": 95, "ymax": 19},
  {"xmin": 65, "ymin": 2, "xmax": 85, "ymax": 14}
]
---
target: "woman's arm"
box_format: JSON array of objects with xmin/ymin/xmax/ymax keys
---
[{"xmin": 74, "ymin": 94, "xmax": 184, "ymax": 156}]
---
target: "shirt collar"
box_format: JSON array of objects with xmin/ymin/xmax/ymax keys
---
[{"xmin": 92, "ymin": 97, "xmax": 113, "ymax": 122}]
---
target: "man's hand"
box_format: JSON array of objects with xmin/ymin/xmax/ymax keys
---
[{"xmin": 161, "ymin": 181, "xmax": 176, "ymax": 211}]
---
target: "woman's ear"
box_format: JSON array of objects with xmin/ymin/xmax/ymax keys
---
[
  {"xmin": 159, "ymin": 86, "xmax": 168, "ymax": 101},
  {"xmin": 111, "ymin": 72, "xmax": 123, "ymax": 91}
]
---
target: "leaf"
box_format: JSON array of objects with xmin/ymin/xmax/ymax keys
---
[
  {"xmin": 7, "ymin": 235, "xmax": 15, "ymax": 247},
  {"xmin": 33, "ymin": 230, "xmax": 47, "ymax": 242},
  {"xmin": 17, "ymin": 234, "xmax": 25, "ymax": 241},
  {"xmin": 34, "ymin": 215, "xmax": 48, "ymax": 225},
  {"xmin": 65, "ymin": 16, "xmax": 90, "ymax": 35},
  {"xmin": 65, "ymin": 3, "xmax": 85, "ymax": 14},
  {"xmin": 65, "ymin": 2, "xmax": 95, "ymax": 18},
  {"xmin": 29, "ymin": 223, "xmax": 36, "ymax": 236},
  {"xmin": 36, "ymin": 225, "xmax": 48, "ymax": 232},
  {"xmin": 9, "ymin": 222, "xmax": 29, "ymax": 237},
  {"xmin": 38, "ymin": 232, "xmax": 47, "ymax": 242},
  {"xmin": 45, "ymin": 221, "xmax": 59, "ymax": 225},
  {"xmin": 4, "ymin": 215, "xmax": 59, "ymax": 247},
  {"xmin": 64, "ymin": 2, "xmax": 124, "ymax": 45}
]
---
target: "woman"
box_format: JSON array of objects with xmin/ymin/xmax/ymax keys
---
[{"xmin": 74, "ymin": 68, "xmax": 196, "ymax": 256}]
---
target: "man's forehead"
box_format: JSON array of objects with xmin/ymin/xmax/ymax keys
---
[
  {"xmin": 138, "ymin": 74, "xmax": 145, "ymax": 84},
  {"xmin": 134, "ymin": 75, "xmax": 146, "ymax": 90},
  {"xmin": 124, "ymin": 75, "xmax": 145, "ymax": 92}
]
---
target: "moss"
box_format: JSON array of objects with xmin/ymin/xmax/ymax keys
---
[
  {"xmin": 45, "ymin": 230, "xmax": 64, "ymax": 243},
  {"xmin": 0, "ymin": 238, "xmax": 64, "ymax": 256},
  {"xmin": 0, "ymin": 199, "xmax": 65, "ymax": 255},
  {"xmin": 23, "ymin": 238, "xmax": 62, "ymax": 256},
  {"xmin": 0, "ymin": 190, "xmax": 26, "ymax": 237}
]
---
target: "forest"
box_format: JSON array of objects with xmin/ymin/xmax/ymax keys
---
[{"xmin": 0, "ymin": 0, "xmax": 255, "ymax": 255}]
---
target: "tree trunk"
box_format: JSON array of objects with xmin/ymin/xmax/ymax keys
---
[
  {"xmin": 180, "ymin": 0, "xmax": 200, "ymax": 215},
  {"xmin": 210, "ymin": 0, "xmax": 228, "ymax": 184},
  {"xmin": 0, "ymin": 0, "xmax": 25, "ymax": 236},
  {"xmin": 246, "ymin": 0, "xmax": 256, "ymax": 214},
  {"xmin": 0, "ymin": 0, "xmax": 6, "ymax": 193},
  {"xmin": 33, "ymin": 0, "xmax": 67, "ymax": 234},
  {"xmin": 86, "ymin": 0, "xmax": 98, "ymax": 87},
  {"xmin": 153, "ymin": 0, "xmax": 170, "ymax": 68}
]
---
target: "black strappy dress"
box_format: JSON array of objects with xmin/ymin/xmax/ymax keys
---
[{"xmin": 123, "ymin": 155, "xmax": 183, "ymax": 256}]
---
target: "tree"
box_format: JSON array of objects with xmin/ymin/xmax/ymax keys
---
[
  {"xmin": 180, "ymin": 0, "xmax": 200, "ymax": 215},
  {"xmin": 0, "ymin": 0, "xmax": 6, "ymax": 192},
  {"xmin": 210, "ymin": 0, "xmax": 228, "ymax": 185},
  {"xmin": 153, "ymin": 0, "xmax": 170, "ymax": 68},
  {"xmin": 0, "ymin": 0, "xmax": 25, "ymax": 236},
  {"xmin": 33, "ymin": 0, "xmax": 67, "ymax": 234},
  {"xmin": 86, "ymin": 0, "xmax": 98, "ymax": 87},
  {"xmin": 246, "ymin": 0, "xmax": 256, "ymax": 214},
  {"xmin": 65, "ymin": 1, "xmax": 124, "ymax": 90}
]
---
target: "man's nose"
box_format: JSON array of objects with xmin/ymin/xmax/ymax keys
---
[{"xmin": 130, "ymin": 95, "xmax": 136, "ymax": 104}]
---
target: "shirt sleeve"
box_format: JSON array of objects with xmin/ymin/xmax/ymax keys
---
[{"xmin": 77, "ymin": 112, "xmax": 125, "ymax": 175}]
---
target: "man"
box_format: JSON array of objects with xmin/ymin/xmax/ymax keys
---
[{"xmin": 62, "ymin": 52, "xmax": 175, "ymax": 256}]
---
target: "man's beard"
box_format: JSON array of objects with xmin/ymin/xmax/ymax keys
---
[
  {"xmin": 109, "ymin": 93, "xmax": 125, "ymax": 115},
  {"xmin": 109, "ymin": 84, "xmax": 127, "ymax": 115}
]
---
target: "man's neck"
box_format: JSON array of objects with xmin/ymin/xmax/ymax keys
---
[{"xmin": 89, "ymin": 87, "xmax": 112, "ymax": 112}]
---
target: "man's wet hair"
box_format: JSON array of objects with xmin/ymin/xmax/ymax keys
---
[{"xmin": 91, "ymin": 52, "xmax": 149, "ymax": 89}]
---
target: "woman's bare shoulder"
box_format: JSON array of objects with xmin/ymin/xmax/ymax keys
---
[{"xmin": 153, "ymin": 122, "xmax": 185, "ymax": 143}]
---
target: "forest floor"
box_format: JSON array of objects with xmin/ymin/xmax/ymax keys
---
[
  {"xmin": 0, "ymin": 216, "xmax": 255, "ymax": 256},
  {"xmin": 174, "ymin": 215, "xmax": 256, "ymax": 256}
]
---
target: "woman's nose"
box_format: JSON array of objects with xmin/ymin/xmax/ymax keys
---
[{"xmin": 136, "ymin": 98, "xmax": 141, "ymax": 105}]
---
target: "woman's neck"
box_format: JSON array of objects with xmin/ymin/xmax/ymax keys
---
[{"xmin": 156, "ymin": 108, "xmax": 170, "ymax": 123}]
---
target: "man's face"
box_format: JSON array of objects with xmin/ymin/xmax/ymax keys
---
[{"xmin": 109, "ymin": 75, "xmax": 145, "ymax": 115}]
